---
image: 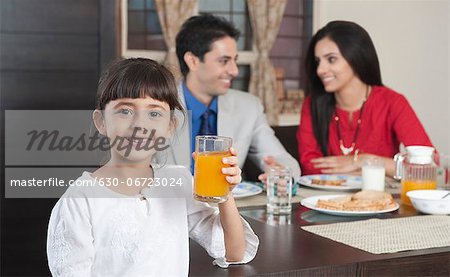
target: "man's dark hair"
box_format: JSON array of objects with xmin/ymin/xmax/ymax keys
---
[{"xmin": 176, "ymin": 13, "xmax": 240, "ymax": 77}]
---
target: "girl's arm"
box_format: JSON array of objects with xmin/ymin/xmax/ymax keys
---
[
  {"xmin": 186, "ymin": 148, "xmax": 258, "ymax": 267},
  {"xmin": 218, "ymin": 149, "xmax": 245, "ymax": 261},
  {"xmin": 47, "ymin": 197, "xmax": 94, "ymax": 276},
  {"xmin": 217, "ymin": 196, "xmax": 245, "ymax": 261}
]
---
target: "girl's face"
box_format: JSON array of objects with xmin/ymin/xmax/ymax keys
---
[
  {"xmin": 314, "ymin": 37, "xmax": 360, "ymax": 93},
  {"xmin": 94, "ymin": 96, "xmax": 173, "ymax": 165}
]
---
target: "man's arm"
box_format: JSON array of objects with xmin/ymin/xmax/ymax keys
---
[{"xmin": 246, "ymin": 98, "xmax": 301, "ymax": 181}]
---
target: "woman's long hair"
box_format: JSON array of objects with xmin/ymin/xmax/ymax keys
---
[{"xmin": 304, "ymin": 21, "xmax": 383, "ymax": 155}]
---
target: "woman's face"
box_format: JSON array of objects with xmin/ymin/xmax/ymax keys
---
[
  {"xmin": 95, "ymin": 96, "xmax": 173, "ymax": 165},
  {"xmin": 314, "ymin": 37, "xmax": 359, "ymax": 93}
]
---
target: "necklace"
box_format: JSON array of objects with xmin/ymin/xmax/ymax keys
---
[{"xmin": 334, "ymin": 86, "xmax": 370, "ymax": 155}]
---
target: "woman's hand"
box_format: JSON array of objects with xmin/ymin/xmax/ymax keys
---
[
  {"xmin": 222, "ymin": 147, "xmax": 242, "ymax": 191},
  {"xmin": 311, "ymin": 155, "xmax": 359, "ymax": 174},
  {"xmin": 312, "ymin": 154, "xmax": 396, "ymax": 177}
]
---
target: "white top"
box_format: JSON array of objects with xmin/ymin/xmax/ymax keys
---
[{"xmin": 47, "ymin": 166, "xmax": 259, "ymax": 277}]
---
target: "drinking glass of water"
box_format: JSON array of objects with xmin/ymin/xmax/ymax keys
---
[{"xmin": 266, "ymin": 166, "xmax": 292, "ymax": 214}]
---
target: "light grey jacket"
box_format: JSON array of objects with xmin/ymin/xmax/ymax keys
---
[{"xmin": 165, "ymin": 86, "xmax": 301, "ymax": 180}]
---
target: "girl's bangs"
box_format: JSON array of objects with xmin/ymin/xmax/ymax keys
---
[{"xmin": 97, "ymin": 58, "xmax": 181, "ymax": 111}]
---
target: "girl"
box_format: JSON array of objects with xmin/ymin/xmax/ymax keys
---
[
  {"xmin": 47, "ymin": 58, "xmax": 259, "ymax": 276},
  {"xmin": 297, "ymin": 21, "xmax": 433, "ymax": 177}
]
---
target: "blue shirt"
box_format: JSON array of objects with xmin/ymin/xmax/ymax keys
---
[{"xmin": 182, "ymin": 82, "xmax": 218, "ymax": 173}]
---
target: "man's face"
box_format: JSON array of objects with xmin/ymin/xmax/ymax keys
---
[{"xmin": 187, "ymin": 36, "xmax": 239, "ymax": 97}]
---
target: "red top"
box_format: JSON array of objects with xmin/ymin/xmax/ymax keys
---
[{"xmin": 297, "ymin": 86, "xmax": 433, "ymax": 175}]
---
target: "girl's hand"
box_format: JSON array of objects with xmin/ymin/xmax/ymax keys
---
[
  {"xmin": 222, "ymin": 147, "xmax": 242, "ymax": 191},
  {"xmin": 311, "ymin": 155, "xmax": 359, "ymax": 174}
]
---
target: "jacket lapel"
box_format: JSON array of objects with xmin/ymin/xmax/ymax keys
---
[{"xmin": 218, "ymin": 93, "xmax": 234, "ymax": 138}]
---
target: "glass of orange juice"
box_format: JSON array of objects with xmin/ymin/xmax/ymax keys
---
[
  {"xmin": 396, "ymin": 146, "xmax": 438, "ymax": 205},
  {"xmin": 401, "ymin": 179, "xmax": 437, "ymax": 205},
  {"xmin": 400, "ymin": 159, "xmax": 437, "ymax": 205},
  {"xmin": 194, "ymin": 136, "xmax": 232, "ymax": 203}
]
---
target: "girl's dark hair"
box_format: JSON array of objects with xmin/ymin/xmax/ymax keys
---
[
  {"xmin": 96, "ymin": 58, "xmax": 184, "ymax": 114},
  {"xmin": 304, "ymin": 20, "xmax": 383, "ymax": 155}
]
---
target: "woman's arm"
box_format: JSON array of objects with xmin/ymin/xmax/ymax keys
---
[
  {"xmin": 310, "ymin": 153, "xmax": 396, "ymax": 177},
  {"xmin": 359, "ymin": 154, "xmax": 396, "ymax": 177},
  {"xmin": 390, "ymin": 93, "xmax": 434, "ymax": 147}
]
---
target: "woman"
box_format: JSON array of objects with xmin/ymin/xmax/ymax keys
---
[{"xmin": 297, "ymin": 20, "xmax": 433, "ymax": 176}]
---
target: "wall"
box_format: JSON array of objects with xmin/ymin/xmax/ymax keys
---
[
  {"xmin": 313, "ymin": 0, "xmax": 450, "ymax": 154},
  {"xmin": 0, "ymin": 0, "xmax": 117, "ymax": 275}
]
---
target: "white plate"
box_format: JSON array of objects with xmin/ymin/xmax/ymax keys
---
[
  {"xmin": 299, "ymin": 174, "xmax": 362, "ymax": 191},
  {"xmin": 301, "ymin": 194, "xmax": 400, "ymax": 216},
  {"xmin": 232, "ymin": 182, "xmax": 263, "ymax": 199}
]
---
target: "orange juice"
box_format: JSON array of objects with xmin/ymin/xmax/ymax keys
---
[
  {"xmin": 401, "ymin": 180, "xmax": 436, "ymax": 205},
  {"xmin": 194, "ymin": 151, "xmax": 231, "ymax": 199}
]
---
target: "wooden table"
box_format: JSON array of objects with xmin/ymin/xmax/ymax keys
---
[{"xmin": 189, "ymin": 196, "xmax": 450, "ymax": 276}]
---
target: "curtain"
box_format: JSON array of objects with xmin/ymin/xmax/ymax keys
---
[
  {"xmin": 155, "ymin": 0, "xmax": 196, "ymax": 81},
  {"xmin": 247, "ymin": 0, "xmax": 287, "ymax": 125}
]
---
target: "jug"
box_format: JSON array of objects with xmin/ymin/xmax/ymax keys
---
[{"xmin": 394, "ymin": 146, "xmax": 437, "ymax": 205}]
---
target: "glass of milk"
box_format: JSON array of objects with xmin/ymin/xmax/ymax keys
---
[{"xmin": 362, "ymin": 158, "xmax": 385, "ymax": 191}]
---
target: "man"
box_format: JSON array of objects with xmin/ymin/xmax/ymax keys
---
[{"xmin": 170, "ymin": 13, "xmax": 300, "ymax": 181}]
